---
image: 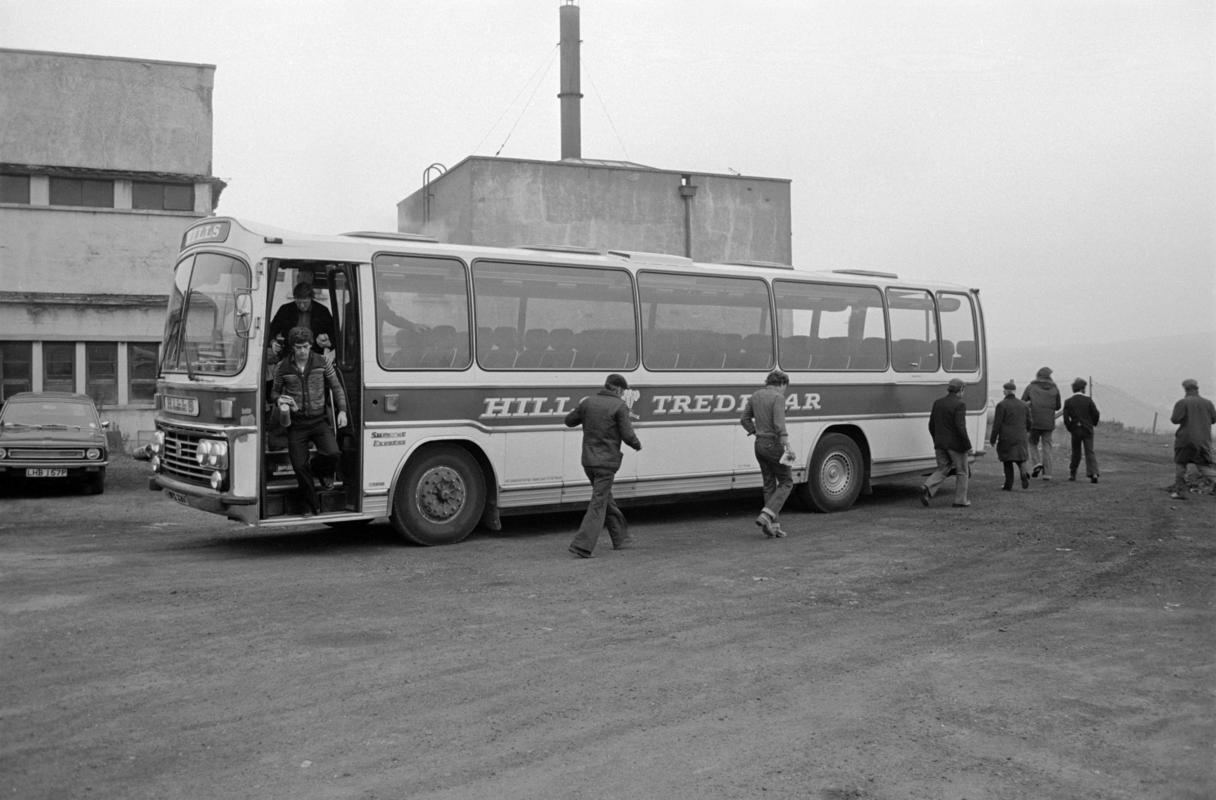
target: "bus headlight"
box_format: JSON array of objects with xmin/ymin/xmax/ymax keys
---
[
  {"xmin": 210, "ymin": 470, "xmax": 224, "ymax": 490},
  {"xmin": 195, "ymin": 439, "xmax": 229, "ymax": 469},
  {"xmin": 151, "ymin": 431, "xmax": 165, "ymax": 455}
]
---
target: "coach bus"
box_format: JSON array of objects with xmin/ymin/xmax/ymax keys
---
[{"xmin": 148, "ymin": 217, "xmax": 987, "ymax": 544}]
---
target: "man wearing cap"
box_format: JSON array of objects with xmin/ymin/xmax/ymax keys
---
[
  {"xmin": 740, "ymin": 369, "xmax": 796, "ymax": 537},
  {"xmin": 565, "ymin": 374, "xmax": 643, "ymax": 557},
  {"xmin": 990, "ymin": 379, "xmax": 1031, "ymax": 491},
  {"xmin": 1062, "ymin": 378, "xmax": 1101, "ymax": 483},
  {"xmin": 921, "ymin": 377, "xmax": 973, "ymax": 507},
  {"xmin": 1168, "ymin": 378, "xmax": 1216, "ymax": 499},
  {"xmin": 1022, "ymin": 366, "xmax": 1061, "ymax": 480}
]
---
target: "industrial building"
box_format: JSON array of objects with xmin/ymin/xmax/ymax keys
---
[{"xmin": 0, "ymin": 48, "xmax": 223, "ymax": 447}]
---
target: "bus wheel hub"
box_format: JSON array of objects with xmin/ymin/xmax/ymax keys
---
[{"xmin": 417, "ymin": 466, "xmax": 465, "ymax": 521}]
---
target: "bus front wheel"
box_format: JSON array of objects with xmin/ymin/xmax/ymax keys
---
[
  {"xmin": 799, "ymin": 433, "xmax": 863, "ymax": 513},
  {"xmin": 391, "ymin": 445, "xmax": 486, "ymax": 546}
]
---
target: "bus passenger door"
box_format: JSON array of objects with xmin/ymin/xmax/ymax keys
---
[{"xmin": 327, "ymin": 266, "xmax": 362, "ymax": 513}]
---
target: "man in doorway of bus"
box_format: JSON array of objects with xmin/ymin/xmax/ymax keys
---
[
  {"xmin": 1062, "ymin": 377, "xmax": 1101, "ymax": 483},
  {"xmin": 565, "ymin": 373, "xmax": 642, "ymax": 558},
  {"xmin": 1168, "ymin": 378, "xmax": 1216, "ymax": 500},
  {"xmin": 740, "ymin": 369, "xmax": 795, "ymax": 537},
  {"xmin": 269, "ymin": 282, "xmax": 336, "ymax": 361},
  {"xmin": 920, "ymin": 377, "xmax": 973, "ymax": 508},
  {"xmin": 989, "ymin": 379, "xmax": 1031, "ymax": 491},
  {"xmin": 1022, "ymin": 366, "xmax": 1061, "ymax": 480},
  {"xmin": 272, "ymin": 326, "xmax": 349, "ymax": 516}
]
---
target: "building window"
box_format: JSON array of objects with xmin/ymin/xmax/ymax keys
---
[
  {"xmin": 133, "ymin": 181, "xmax": 194, "ymax": 211},
  {"xmin": 49, "ymin": 177, "xmax": 114, "ymax": 208},
  {"xmin": 86, "ymin": 343, "xmax": 119, "ymax": 406},
  {"xmin": 0, "ymin": 174, "xmax": 30, "ymax": 204},
  {"xmin": 1, "ymin": 342, "xmax": 34, "ymax": 401},
  {"xmin": 127, "ymin": 342, "xmax": 159, "ymax": 404},
  {"xmin": 43, "ymin": 343, "xmax": 76, "ymax": 393}
]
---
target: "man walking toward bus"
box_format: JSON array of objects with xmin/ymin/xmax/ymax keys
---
[
  {"xmin": 566, "ymin": 374, "xmax": 642, "ymax": 558},
  {"xmin": 921, "ymin": 377, "xmax": 973, "ymax": 507},
  {"xmin": 740, "ymin": 369, "xmax": 795, "ymax": 537}
]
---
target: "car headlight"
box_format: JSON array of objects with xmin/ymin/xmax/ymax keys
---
[
  {"xmin": 0, "ymin": 447, "xmax": 6, "ymax": 459},
  {"xmin": 86, "ymin": 448, "xmax": 102, "ymax": 460}
]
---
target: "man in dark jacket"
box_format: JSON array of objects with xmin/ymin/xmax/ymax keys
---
[
  {"xmin": 990, "ymin": 379, "xmax": 1031, "ymax": 491},
  {"xmin": 565, "ymin": 374, "xmax": 642, "ymax": 557},
  {"xmin": 268, "ymin": 281, "xmax": 336, "ymax": 359},
  {"xmin": 1169, "ymin": 378, "xmax": 1216, "ymax": 499},
  {"xmin": 1022, "ymin": 366, "xmax": 1061, "ymax": 480},
  {"xmin": 1062, "ymin": 377, "xmax": 1101, "ymax": 483},
  {"xmin": 272, "ymin": 326, "xmax": 349, "ymax": 515},
  {"xmin": 921, "ymin": 377, "xmax": 973, "ymax": 507}
]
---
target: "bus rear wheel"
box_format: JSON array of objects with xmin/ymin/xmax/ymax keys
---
[
  {"xmin": 798, "ymin": 433, "xmax": 863, "ymax": 513},
  {"xmin": 391, "ymin": 445, "xmax": 486, "ymax": 546}
]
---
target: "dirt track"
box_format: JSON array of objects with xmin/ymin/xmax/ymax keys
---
[{"xmin": 1, "ymin": 428, "xmax": 1212, "ymax": 800}]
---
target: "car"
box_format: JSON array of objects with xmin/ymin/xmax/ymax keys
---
[{"xmin": 0, "ymin": 392, "xmax": 110, "ymax": 495}]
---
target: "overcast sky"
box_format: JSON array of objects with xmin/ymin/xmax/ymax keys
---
[{"xmin": 3, "ymin": 0, "xmax": 1212, "ymax": 352}]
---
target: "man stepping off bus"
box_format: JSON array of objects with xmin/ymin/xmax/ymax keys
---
[
  {"xmin": 741, "ymin": 370, "xmax": 796, "ymax": 537},
  {"xmin": 272, "ymin": 326, "xmax": 349, "ymax": 516},
  {"xmin": 565, "ymin": 374, "xmax": 642, "ymax": 558}
]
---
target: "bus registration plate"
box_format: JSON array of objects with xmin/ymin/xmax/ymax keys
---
[
  {"xmin": 163, "ymin": 395, "xmax": 199, "ymax": 416},
  {"xmin": 164, "ymin": 488, "xmax": 190, "ymax": 506}
]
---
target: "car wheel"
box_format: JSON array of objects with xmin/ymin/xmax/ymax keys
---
[{"xmin": 86, "ymin": 468, "xmax": 106, "ymax": 496}]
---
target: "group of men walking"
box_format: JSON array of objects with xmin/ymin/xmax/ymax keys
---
[{"xmin": 565, "ymin": 368, "xmax": 1216, "ymax": 556}]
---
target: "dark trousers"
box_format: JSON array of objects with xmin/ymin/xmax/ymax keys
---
[
  {"xmin": 570, "ymin": 466, "xmax": 627, "ymax": 554},
  {"xmin": 754, "ymin": 436, "xmax": 793, "ymax": 518},
  {"xmin": 1069, "ymin": 431, "xmax": 1098, "ymax": 478},
  {"xmin": 1002, "ymin": 460, "xmax": 1028, "ymax": 490},
  {"xmin": 286, "ymin": 414, "xmax": 339, "ymax": 513}
]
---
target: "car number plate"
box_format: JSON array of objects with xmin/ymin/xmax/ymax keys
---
[
  {"xmin": 26, "ymin": 468, "xmax": 68, "ymax": 478},
  {"xmin": 164, "ymin": 488, "xmax": 190, "ymax": 506}
]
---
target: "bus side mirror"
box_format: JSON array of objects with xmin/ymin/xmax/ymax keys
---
[{"xmin": 234, "ymin": 290, "xmax": 253, "ymax": 337}]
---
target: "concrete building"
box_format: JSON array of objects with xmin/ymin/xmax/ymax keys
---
[
  {"xmin": 0, "ymin": 48, "xmax": 223, "ymax": 449},
  {"xmin": 396, "ymin": 3, "xmax": 792, "ymax": 264},
  {"xmin": 397, "ymin": 156, "xmax": 792, "ymax": 265}
]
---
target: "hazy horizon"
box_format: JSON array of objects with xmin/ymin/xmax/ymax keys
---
[{"xmin": 2, "ymin": 1, "xmax": 1212, "ymax": 352}]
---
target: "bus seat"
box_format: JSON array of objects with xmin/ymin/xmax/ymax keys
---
[
  {"xmin": 644, "ymin": 330, "xmax": 679, "ymax": 369},
  {"xmin": 778, "ymin": 335, "xmax": 811, "ymax": 369},
  {"xmin": 736, "ymin": 333, "xmax": 773, "ymax": 369},
  {"xmin": 419, "ymin": 325, "xmax": 459, "ymax": 368},
  {"xmin": 476, "ymin": 327, "xmax": 493, "ymax": 360},
  {"xmin": 892, "ymin": 338, "xmax": 925, "ymax": 370},
  {"xmin": 514, "ymin": 328, "xmax": 551, "ymax": 368},
  {"xmin": 919, "ymin": 340, "xmax": 940, "ymax": 371},
  {"xmin": 572, "ymin": 330, "xmax": 602, "ymax": 368},
  {"xmin": 953, "ymin": 340, "xmax": 977, "ymax": 371},
  {"xmin": 541, "ymin": 328, "xmax": 576, "ymax": 368},
  {"xmin": 851, "ymin": 337, "xmax": 887, "ymax": 369},
  {"xmin": 483, "ymin": 327, "xmax": 519, "ymax": 368},
  {"xmin": 812, "ymin": 337, "xmax": 851, "ymax": 370}
]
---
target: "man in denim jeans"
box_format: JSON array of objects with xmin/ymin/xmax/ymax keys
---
[
  {"xmin": 741, "ymin": 370, "xmax": 795, "ymax": 537},
  {"xmin": 566, "ymin": 374, "xmax": 642, "ymax": 558}
]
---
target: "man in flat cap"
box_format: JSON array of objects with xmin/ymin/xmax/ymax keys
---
[
  {"xmin": 990, "ymin": 379, "xmax": 1031, "ymax": 491},
  {"xmin": 921, "ymin": 377, "xmax": 973, "ymax": 507},
  {"xmin": 1169, "ymin": 378, "xmax": 1216, "ymax": 499}
]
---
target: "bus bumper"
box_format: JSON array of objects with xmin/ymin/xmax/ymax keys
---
[{"xmin": 149, "ymin": 474, "xmax": 258, "ymax": 523}]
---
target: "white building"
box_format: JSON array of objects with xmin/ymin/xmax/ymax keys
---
[{"xmin": 0, "ymin": 48, "xmax": 224, "ymax": 449}]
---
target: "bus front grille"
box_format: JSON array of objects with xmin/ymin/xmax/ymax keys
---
[{"xmin": 159, "ymin": 430, "xmax": 211, "ymax": 485}]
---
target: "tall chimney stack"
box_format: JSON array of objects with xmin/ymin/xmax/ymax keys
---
[{"xmin": 559, "ymin": 1, "xmax": 582, "ymax": 160}]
